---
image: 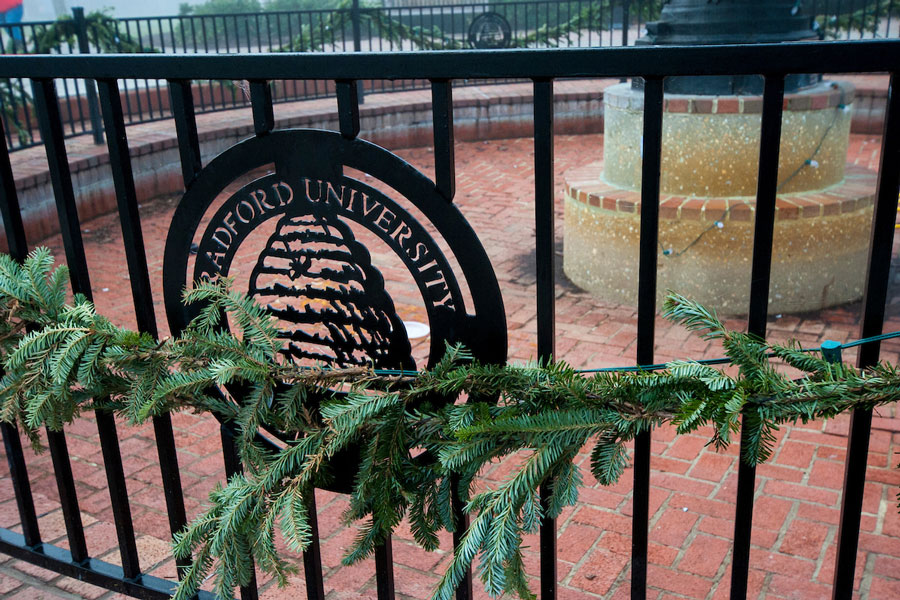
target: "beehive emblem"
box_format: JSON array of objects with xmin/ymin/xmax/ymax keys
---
[{"xmin": 248, "ymin": 207, "xmax": 413, "ymax": 369}]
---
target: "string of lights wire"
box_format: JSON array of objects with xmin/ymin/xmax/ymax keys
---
[
  {"xmin": 659, "ymin": 85, "xmax": 850, "ymax": 259},
  {"xmin": 366, "ymin": 329, "xmax": 900, "ymax": 378}
]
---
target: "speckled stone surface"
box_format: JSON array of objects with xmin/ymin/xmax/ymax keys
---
[
  {"xmin": 564, "ymin": 80, "xmax": 870, "ymax": 314},
  {"xmin": 563, "ymin": 164, "xmax": 877, "ymax": 314},
  {"xmin": 602, "ymin": 82, "xmax": 854, "ymax": 197}
]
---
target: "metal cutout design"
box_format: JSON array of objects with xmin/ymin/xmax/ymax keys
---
[
  {"xmin": 164, "ymin": 127, "xmax": 507, "ymax": 388},
  {"xmin": 248, "ymin": 207, "xmax": 412, "ymax": 368},
  {"xmin": 468, "ymin": 12, "xmax": 512, "ymax": 49}
]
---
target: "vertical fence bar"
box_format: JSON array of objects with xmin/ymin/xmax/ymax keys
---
[
  {"xmin": 374, "ymin": 539, "xmax": 396, "ymax": 599},
  {"xmin": 731, "ymin": 73, "xmax": 786, "ymax": 600},
  {"xmin": 831, "ymin": 71, "xmax": 900, "ymax": 600},
  {"xmin": 250, "ymin": 79, "xmax": 275, "ymax": 136},
  {"xmin": 73, "ymin": 7, "xmax": 104, "ymax": 144},
  {"xmin": 336, "ymin": 79, "xmax": 360, "ymax": 140},
  {"xmin": 632, "ymin": 75, "xmax": 664, "ymax": 600},
  {"xmin": 432, "ymin": 77, "xmax": 470, "ymax": 600},
  {"xmin": 220, "ymin": 426, "xmax": 259, "ymax": 600},
  {"xmin": 301, "ymin": 492, "xmax": 327, "ymax": 600},
  {"xmin": 30, "ymin": 78, "xmax": 91, "ymax": 565},
  {"xmin": 351, "ymin": 0, "xmax": 365, "ymax": 102},
  {"xmin": 0, "ymin": 117, "xmax": 41, "ymax": 548},
  {"xmin": 533, "ymin": 77, "xmax": 557, "ymax": 600},
  {"xmin": 96, "ymin": 77, "xmax": 191, "ymax": 579},
  {"xmin": 33, "ymin": 77, "xmax": 142, "ymax": 579},
  {"xmin": 431, "ymin": 80, "xmax": 455, "ymax": 202},
  {"xmin": 168, "ymin": 80, "xmax": 203, "ymax": 187}
]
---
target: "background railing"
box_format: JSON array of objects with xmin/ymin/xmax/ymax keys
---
[{"xmin": 1, "ymin": 0, "xmax": 899, "ymax": 151}]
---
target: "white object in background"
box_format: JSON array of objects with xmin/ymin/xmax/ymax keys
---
[{"xmin": 403, "ymin": 321, "xmax": 430, "ymax": 339}]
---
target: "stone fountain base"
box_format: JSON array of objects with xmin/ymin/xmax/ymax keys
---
[
  {"xmin": 563, "ymin": 163, "xmax": 877, "ymax": 314},
  {"xmin": 562, "ymin": 80, "xmax": 873, "ymax": 315}
]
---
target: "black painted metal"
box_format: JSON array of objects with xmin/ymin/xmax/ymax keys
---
[
  {"xmin": 0, "ymin": 41, "xmax": 898, "ymax": 81},
  {"xmin": 533, "ymin": 78, "xmax": 557, "ymax": 600},
  {"xmin": 95, "ymin": 411, "xmax": 142, "ymax": 579},
  {"xmin": 0, "ymin": 124, "xmax": 40, "ymax": 549},
  {"xmin": 0, "ymin": 423, "xmax": 39, "ymax": 547},
  {"xmin": 375, "ymin": 539, "xmax": 396, "ymax": 599},
  {"xmin": 731, "ymin": 74, "xmax": 786, "ymax": 600},
  {"xmin": 31, "ymin": 78, "xmax": 91, "ymax": 565},
  {"xmin": 0, "ymin": 37, "xmax": 897, "ymax": 600},
  {"xmin": 0, "ymin": 133, "xmax": 40, "ymax": 544},
  {"xmin": 832, "ymin": 72, "xmax": 900, "ymax": 600},
  {"xmin": 72, "ymin": 7, "xmax": 105, "ymax": 145},
  {"xmin": 0, "ymin": 529, "xmax": 217, "ymax": 600},
  {"xmin": 632, "ymin": 75, "xmax": 664, "ymax": 600},
  {"xmin": 220, "ymin": 426, "xmax": 260, "ymax": 600},
  {"xmin": 168, "ymin": 80, "xmax": 203, "ymax": 187},
  {"xmin": 96, "ymin": 78, "xmax": 191, "ymax": 580},
  {"xmin": 0, "ymin": 119, "xmax": 28, "ymax": 262},
  {"xmin": 451, "ymin": 475, "xmax": 473, "ymax": 600},
  {"xmin": 642, "ymin": 0, "xmax": 816, "ymax": 45},
  {"xmin": 34, "ymin": 76, "xmax": 143, "ymax": 580},
  {"xmin": 3, "ymin": 3, "xmax": 897, "ymax": 152},
  {"xmin": 250, "ymin": 79, "xmax": 275, "ymax": 136},
  {"xmin": 637, "ymin": 1, "xmax": 818, "ymax": 93},
  {"xmin": 431, "ymin": 80, "xmax": 455, "ymax": 202},
  {"xmin": 336, "ymin": 80, "xmax": 361, "ymax": 139},
  {"xmin": 301, "ymin": 492, "xmax": 327, "ymax": 600}
]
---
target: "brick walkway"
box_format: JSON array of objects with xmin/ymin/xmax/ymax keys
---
[{"xmin": 0, "ymin": 86, "xmax": 898, "ymax": 600}]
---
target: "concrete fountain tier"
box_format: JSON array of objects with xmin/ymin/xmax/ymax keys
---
[
  {"xmin": 562, "ymin": 81, "xmax": 878, "ymax": 315},
  {"xmin": 603, "ymin": 82, "xmax": 855, "ymax": 196}
]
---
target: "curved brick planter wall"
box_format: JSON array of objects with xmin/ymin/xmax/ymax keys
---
[{"xmin": 4, "ymin": 81, "xmax": 606, "ymax": 248}]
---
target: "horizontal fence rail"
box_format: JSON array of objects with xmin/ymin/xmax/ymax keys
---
[
  {"xmin": 0, "ymin": 0, "xmax": 898, "ymax": 150},
  {"xmin": 0, "ymin": 38, "xmax": 897, "ymax": 600}
]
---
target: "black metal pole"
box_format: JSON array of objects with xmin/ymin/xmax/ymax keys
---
[
  {"xmin": 832, "ymin": 71, "xmax": 900, "ymax": 600},
  {"xmin": 72, "ymin": 7, "xmax": 104, "ymax": 145},
  {"xmin": 351, "ymin": 0, "xmax": 365, "ymax": 103},
  {"xmin": 730, "ymin": 74, "xmax": 786, "ymax": 600}
]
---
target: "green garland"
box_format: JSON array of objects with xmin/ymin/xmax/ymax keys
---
[{"xmin": 0, "ymin": 248, "xmax": 899, "ymax": 600}]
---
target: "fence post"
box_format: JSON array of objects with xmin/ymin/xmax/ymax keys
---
[
  {"xmin": 621, "ymin": 0, "xmax": 630, "ymax": 47},
  {"xmin": 72, "ymin": 7, "xmax": 104, "ymax": 145},
  {"xmin": 351, "ymin": 0, "xmax": 365, "ymax": 103}
]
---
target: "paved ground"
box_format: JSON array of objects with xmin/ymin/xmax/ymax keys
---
[{"xmin": 0, "ymin": 86, "xmax": 898, "ymax": 600}]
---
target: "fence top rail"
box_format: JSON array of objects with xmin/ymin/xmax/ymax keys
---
[
  {"xmin": 0, "ymin": 40, "xmax": 896, "ymax": 80},
  {"xmin": 118, "ymin": 8, "xmax": 345, "ymax": 20}
]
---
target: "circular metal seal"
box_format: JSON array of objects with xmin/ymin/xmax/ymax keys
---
[
  {"xmin": 468, "ymin": 12, "xmax": 512, "ymax": 49},
  {"xmin": 162, "ymin": 129, "xmax": 507, "ymax": 491}
]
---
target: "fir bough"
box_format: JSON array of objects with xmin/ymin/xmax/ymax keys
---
[{"xmin": 1, "ymin": 250, "xmax": 899, "ymax": 600}]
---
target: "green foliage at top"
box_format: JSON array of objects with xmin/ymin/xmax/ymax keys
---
[
  {"xmin": 0, "ymin": 10, "xmax": 151, "ymax": 148},
  {"xmin": 264, "ymin": 0, "xmax": 346, "ymax": 10},
  {"xmin": 178, "ymin": 0, "xmax": 345, "ymax": 15},
  {"xmin": 179, "ymin": 0, "xmax": 263, "ymax": 15},
  {"xmin": 1, "ymin": 249, "xmax": 899, "ymax": 600},
  {"xmin": 29, "ymin": 10, "xmax": 152, "ymax": 54},
  {"xmin": 815, "ymin": 0, "xmax": 899, "ymax": 39}
]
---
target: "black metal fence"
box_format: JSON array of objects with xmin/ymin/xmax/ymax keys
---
[
  {"xmin": 0, "ymin": 38, "xmax": 898, "ymax": 600},
  {"xmin": 0, "ymin": 0, "xmax": 898, "ymax": 151}
]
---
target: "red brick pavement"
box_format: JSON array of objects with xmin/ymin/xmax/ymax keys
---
[{"xmin": 0, "ymin": 94, "xmax": 898, "ymax": 600}]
